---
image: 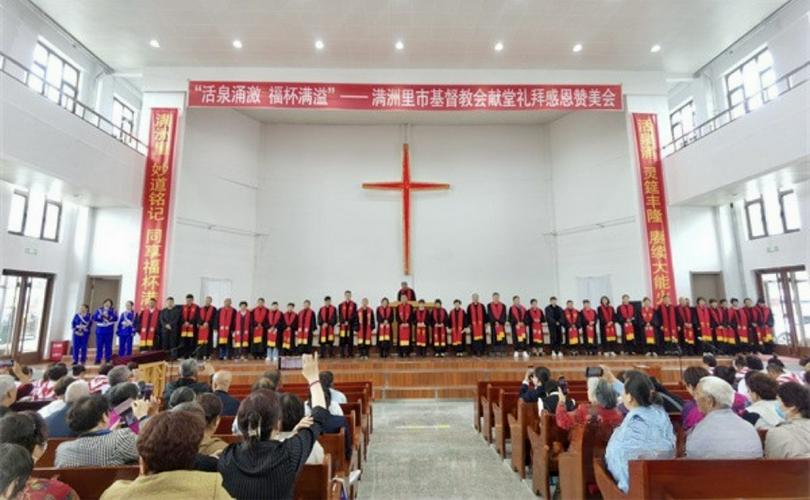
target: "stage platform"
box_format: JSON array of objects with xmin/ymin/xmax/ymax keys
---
[{"xmin": 172, "ymin": 355, "xmax": 707, "ymax": 399}]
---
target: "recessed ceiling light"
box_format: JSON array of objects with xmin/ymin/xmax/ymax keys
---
[
  {"xmin": 315, "ymin": 39, "xmax": 325, "ymax": 50},
  {"xmin": 232, "ymin": 39, "xmax": 243, "ymax": 49},
  {"xmin": 650, "ymin": 44, "xmax": 662, "ymax": 53},
  {"xmin": 395, "ymin": 40, "xmax": 405, "ymax": 51},
  {"xmin": 149, "ymin": 39, "xmax": 160, "ymax": 48},
  {"xmin": 494, "ymin": 41, "xmax": 504, "ymax": 52},
  {"xmin": 572, "ymin": 43, "xmax": 583, "ymax": 53}
]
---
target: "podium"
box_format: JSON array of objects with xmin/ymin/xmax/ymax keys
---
[{"xmin": 116, "ymin": 350, "xmax": 168, "ymax": 401}]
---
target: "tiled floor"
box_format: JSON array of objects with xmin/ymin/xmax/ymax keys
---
[{"xmin": 357, "ymin": 400, "xmax": 536, "ymax": 500}]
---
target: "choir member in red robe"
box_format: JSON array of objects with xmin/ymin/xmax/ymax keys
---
[
  {"xmin": 355, "ymin": 298, "xmax": 375, "ymax": 359},
  {"xmin": 282, "ymin": 303, "xmax": 298, "ymax": 356},
  {"xmin": 216, "ymin": 298, "xmax": 236, "ymax": 360},
  {"xmin": 728, "ymin": 298, "xmax": 745, "ymax": 353},
  {"xmin": 398, "ymin": 281, "xmax": 416, "ymax": 302},
  {"xmin": 197, "ymin": 296, "xmax": 217, "ymax": 360},
  {"xmin": 318, "ymin": 296, "xmax": 337, "ymax": 358},
  {"xmin": 397, "ymin": 299, "xmax": 414, "ymax": 358},
  {"xmin": 616, "ymin": 295, "xmax": 638, "ymax": 355},
  {"xmin": 414, "ymin": 300, "xmax": 430, "ymax": 357},
  {"xmin": 743, "ymin": 298, "xmax": 761, "ymax": 352},
  {"xmin": 431, "ymin": 299, "xmax": 448, "ymax": 357},
  {"xmin": 467, "ymin": 294, "xmax": 488, "ymax": 357},
  {"xmin": 527, "ymin": 299, "xmax": 545, "ymax": 356},
  {"xmin": 296, "ymin": 300, "xmax": 317, "ymax": 355},
  {"xmin": 488, "ymin": 293, "xmax": 507, "ymax": 357},
  {"xmin": 756, "ymin": 298, "xmax": 775, "ymax": 354},
  {"xmin": 265, "ymin": 301, "xmax": 283, "ymax": 360},
  {"xmin": 656, "ymin": 295, "xmax": 678, "ymax": 354},
  {"xmin": 639, "ymin": 297, "xmax": 658, "ymax": 356},
  {"xmin": 232, "ymin": 301, "xmax": 251, "ymax": 360},
  {"xmin": 598, "ymin": 296, "xmax": 619, "ymax": 357},
  {"xmin": 719, "ymin": 299, "xmax": 735, "ymax": 353},
  {"xmin": 580, "ymin": 300, "xmax": 598, "ymax": 356},
  {"xmin": 376, "ymin": 298, "xmax": 394, "ymax": 358},
  {"xmin": 250, "ymin": 298, "xmax": 269, "ymax": 359},
  {"xmin": 138, "ymin": 298, "xmax": 160, "ymax": 351},
  {"xmin": 562, "ymin": 300, "xmax": 581, "ymax": 356},
  {"xmin": 677, "ymin": 297, "xmax": 697, "ymax": 355},
  {"xmin": 339, "ymin": 291, "xmax": 358, "ymax": 359},
  {"xmin": 545, "ymin": 297, "xmax": 564, "ymax": 358},
  {"xmin": 449, "ymin": 299, "xmax": 467, "ymax": 357},
  {"xmin": 509, "ymin": 296, "xmax": 529, "ymax": 359},
  {"xmin": 180, "ymin": 294, "xmax": 199, "ymax": 359},
  {"xmin": 694, "ymin": 297, "xmax": 714, "ymax": 354}
]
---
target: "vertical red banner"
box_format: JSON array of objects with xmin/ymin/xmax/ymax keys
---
[
  {"xmin": 134, "ymin": 108, "xmax": 179, "ymax": 308},
  {"xmin": 632, "ymin": 113, "xmax": 677, "ymax": 304}
]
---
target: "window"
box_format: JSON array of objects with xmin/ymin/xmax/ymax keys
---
[
  {"xmin": 725, "ymin": 47, "xmax": 776, "ymax": 119},
  {"xmin": 41, "ymin": 200, "xmax": 62, "ymax": 241},
  {"xmin": 670, "ymin": 99, "xmax": 696, "ymax": 145},
  {"xmin": 779, "ymin": 189, "xmax": 801, "ymax": 233},
  {"xmin": 29, "ymin": 41, "xmax": 80, "ymax": 111},
  {"xmin": 7, "ymin": 191, "xmax": 28, "ymax": 234},
  {"xmin": 112, "ymin": 97, "xmax": 136, "ymax": 143},
  {"xmin": 745, "ymin": 197, "xmax": 767, "ymax": 239}
]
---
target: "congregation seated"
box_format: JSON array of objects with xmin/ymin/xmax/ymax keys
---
[
  {"xmin": 37, "ymin": 376, "xmax": 75, "ymax": 419},
  {"xmin": 100, "ymin": 410, "xmax": 231, "ymax": 500},
  {"xmin": 743, "ymin": 372, "xmax": 784, "ymax": 429},
  {"xmin": 555, "ymin": 376, "xmax": 622, "ymax": 431},
  {"xmin": 701, "ymin": 353, "xmax": 717, "ymax": 375},
  {"xmin": 308, "ymin": 373, "xmax": 345, "ymax": 417},
  {"xmin": 320, "ymin": 370, "xmax": 347, "ymax": 405},
  {"xmin": 767, "ymin": 356, "xmax": 803, "ymax": 385},
  {"xmin": 680, "ymin": 365, "xmax": 710, "ymax": 432},
  {"xmin": 310, "ymin": 374, "xmax": 351, "ymax": 459},
  {"xmin": 163, "ymin": 359, "xmax": 211, "ymax": 401},
  {"xmin": 0, "ymin": 411, "xmax": 78, "ymax": 499},
  {"xmin": 0, "ymin": 443, "xmax": 34, "ymax": 500},
  {"xmin": 31, "ymin": 364, "xmax": 68, "ymax": 401},
  {"xmin": 44, "ymin": 381, "xmax": 90, "ymax": 438},
  {"xmin": 712, "ymin": 365, "xmax": 749, "ymax": 413},
  {"xmin": 168, "ymin": 386, "xmax": 196, "ymax": 409},
  {"xmin": 519, "ymin": 366, "xmax": 549, "ymax": 403},
  {"xmin": 197, "ymin": 393, "xmax": 228, "ymax": 457},
  {"xmin": 88, "ymin": 363, "xmax": 113, "ymax": 394},
  {"xmin": 685, "ymin": 376, "xmax": 763, "ymax": 459},
  {"xmin": 107, "ymin": 366, "xmax": 134, "ymax": 392},
  {"xmin": 278, "ymin": 392, "xmax": 325, "ymax": 464},
  {"xmin": 54, "ymin": 394, "xmax": 150, "ymax": 467},
  {"xmin": 537, "ymin": 379, "xmax": 575, "ymax": 414},
  {"xmin": 218, "ymin": 354, "xmax": 329, "ymax": 499},
  {"xmin": 735, "ymin": 354, "xmax": 764, "ymax": 399},
  {"xmin": 605, "ymin": 370, "xmax": 675, "ymax": 493},
  {"xmin": 0, "ymin": 374, "xmax": 17, "ymax": 412},
  {"xmin": 212, "ymin": 371, "xmax": 240, "ymax": 416},
  {"xmin": 765, "ymin": 381, "xmax": 810, "ymax": 458}
]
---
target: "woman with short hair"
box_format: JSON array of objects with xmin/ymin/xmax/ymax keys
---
[
  {"xmin": 681, "ymin": 366, "xmax": 710, "ymax": 431},
  {"xmin": 765, "ymin": 382, "xmax": 810, "ymax": 458},
  {"xmin": 0, "ymin": 443, "xmax": 33, "ymax": 500},
  {"xmin": 555, "ymin": 377, "xmax": 622, "ymax": 431},
  {"xmin": 745, "ymin": 372, "xmax": 784, "ymax": 429}
]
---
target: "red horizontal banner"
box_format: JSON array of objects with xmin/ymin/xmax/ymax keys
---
[{"xmin": 188, "ymin": 81, "xmax": 622, "ymax": 111}]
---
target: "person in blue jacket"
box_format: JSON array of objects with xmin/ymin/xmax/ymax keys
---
[
  {"xmin": 92, "ymin": 298, "xmax": 118, "ymax": 364},
  {"xmin": 71, "ymin": 304, "xmax": 92, "ymax": 364},
  {"xmin": 117, "ymin": 300, "xmax": 137, "ymax": 357}
]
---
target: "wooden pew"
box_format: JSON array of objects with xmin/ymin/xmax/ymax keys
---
[
  {"xmin": 319, "ymin": 428, "xmax": 359, "ymax": 500},
  {"xmin": 558, "ymin": 420, "xmax": 614, "ymax": 500},
  {"xmin": 215, "ymin": 415, "xmax": 235, "ymax": 434},
  {"xmin": 474, "ymin": 381, "xmax": 515, "ymax": 432},
  {"xmin": 482, "ymin": 383, "xmax": 519, "ymax": 443},
  {"xmin": 30, "ymin": 466, "xmax": 139, "ymax": 500},
  {"xmin": 40, "ymin": 437, "xmax": 73, "ymax": 467},
  {"xmin": 294, "ymin": 454, "xmax": 342, "ymax": 500},
  {"xmin": 492, "ymin": 390, "xmax": 520, "ymax": 458},
  {"xmin": 341, "ymin": 401, "xmax": 368, "ymax": 461},
  {"xmin": 508, "ymin": 398, "xmax": 539, "ymax": 479},
  {"xmin": 594, "ymin": 457, "xmax": 810, "ymax": 500},
  {"xmin": 527, "ymin": 410, "xmax": 569, "ymax": 500}
]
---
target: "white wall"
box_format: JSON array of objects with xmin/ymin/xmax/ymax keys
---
[{"xmin": 85, "ymin": 207, "xmax": 141, "ymax": 303}]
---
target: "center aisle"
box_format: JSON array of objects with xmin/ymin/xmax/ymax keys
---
[{"xmin": 357, "ymin": 400, "xmax": 535, "ymax": 500}]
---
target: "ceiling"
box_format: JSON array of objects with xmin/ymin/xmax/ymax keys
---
[{"xmin": 30, "ymin": 0, "xmax": 788, "ymax": 75}]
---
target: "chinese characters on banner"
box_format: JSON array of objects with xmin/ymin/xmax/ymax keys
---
[
  {"xmin": 632, "ymin": 113, "xmax": 677, "ymax": 305},
  {"xmin": 188, "ymin": 82, "xmax": 623, "ymax": 111},
  {"xmin": 134, "ymin": 108, "xmax": 179, "ymax": 309}
]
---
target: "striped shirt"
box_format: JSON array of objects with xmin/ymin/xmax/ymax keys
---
[{"xmin": 54, "ymin": 429, "xmax": 138, "ymax": 468}]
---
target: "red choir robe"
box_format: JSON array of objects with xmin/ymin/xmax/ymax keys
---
[
  {"xmin": 233, "ymin": 310, "xmax": 251, "ymax": 348},
  {"xmin": 466, "ymin": 303, "xmax": 487, "ymax": 342},
  {"xmin": 563, "ymin": 307, "xmax": 580, "ymax": 345},
  {"xmin": 266, "ymin": 309, "xmax": 283, "ymax": 348},
  {"xmin": 449, "ymin": 307, "xmax": 466, "ymax": 346},
  {"xmin": 217, "ymin": 306, "xmax": 235, "ymax": 346},
  {"xmin": 197, "ymin": 305, "xmax": 216, "ymax": 345},
  {"xmin": 181, "ymin": 303, "xmax": 198, "ymax": 338},
  {"xmin": 431, "ymin": 307, "xmax": 448, "ymax": 347},
  {"xmin": 318, "ymin": 305, "xmax": 337, "ymax": 344},
  {"xmin": 376, "ymin": 306, "xmax": 394, "ymax": 342},
  {"xmin": 528, "ymin": 307, "xmax": 544, "ymax": 345},
  {"xmin": 414, "ymin": 308, "xmax": 429, "ymax": 347},
  {"xmin": 641, "ymin": 306, "xmax": 656, "ymax": 345},
  {"xmin": 757, "ymin": 305, "xmax": 774, "ymax": 343},
  {"xmin": 398, "ymin": 287, "xmax": 416, "ymax": 302},
  {"xmin": 617, "ymin": 304, "xmax": 636, "ymax": 343},
  {"xmin": 339, "ymin": 301, "xmax": 357, "ymax": 339},
  {"xmin": 397, "ymin": 303, "xmax": 413, "ymax": 346},
  {"xmin": 509, "ymin": 304, "xmax": 528, "ymax": 344},
  {"xmin": 297, "ymin": 308, "xmax": 316, "ymax": 345},
  {"xmin": 598, "ymin": 305, "xmax": 617, "ymax": 343},
  {"xmin": 356, "ymin": 306, "xmax": 375, "ymax": 346},
  {"xmin": 710, "ymin": 307, "xmax": 727, "ymax": 344},
  {"xmin": 677, "ymin": 305, "xmax": 695, "ymax": 345},
  {"xmin": 746, "ymin": 306, "xmax": 761, "ymax": 343},
  {"xmin": 657, "ymin": 304, "xmax": 677, "ymax": 344},
  {"xmin": 488, "ymin": 302, "xmax": 507, "ymax": 343},
  {"xmin": 736, "ymin": 307, "xmax": 751, "ymax": 344},
  {"xmin": 721, "ymin": 307, "xmax": 736, "ymax": 345},
  {"xmin": 581, "ymin": 308, "xmax": 597, "ymax": 344},
  {"xmin": 138, "ymin": 307, "xmax": 159, "ymax": 348},
  {"xmin": 282, "ymin": 311, "xmax": 298, "ymax": 350},
  {"xmin": 252, "ymin": 306, "xmax": 269, "ymax": 346},
  {"xmin": 695, "ymin": 305, "xmax": 711, "ymax": 343}
]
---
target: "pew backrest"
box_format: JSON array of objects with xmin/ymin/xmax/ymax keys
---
[{"xmin": 30, "ymin": 466, "xmax": 139, "ymax": 500}]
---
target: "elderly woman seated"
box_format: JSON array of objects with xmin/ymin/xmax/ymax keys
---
[
  {"xmin": 555, "ymin": 376, "xmax": 623, "ymax": 431},
  {"xmin": 680, "ymin": 366, "xmax": 711, "ymax": 432},
  {"xmin": 101, "ymin": 410, "xmax": 230, "ymax": 499},
  {"xmin": 744, "ymin": 372, "xmax": 784, "ymax": 429},
  {"xmin": 685, "ymin": 376, "xmax": 763, "ymax": 459},
  {"xmin": 765, "ymin": 382, "xmax": 810, "ymax": 458}
]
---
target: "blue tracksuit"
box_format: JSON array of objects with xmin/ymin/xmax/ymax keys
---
[
  {"xmin": 71, "ymin": 313, "xmax": 91, "ymax": 364},
  {"xmin": 92, "ymin": 307, "xmax": 118, "ymax": 363},
  {"xmin": 117, "ymin": 310, "xmax": 137, "ymax": 356}
]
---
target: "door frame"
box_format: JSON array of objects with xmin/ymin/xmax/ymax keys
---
[
  {"xmin": 1, "ymin": 269, "xmax": 55, "ymax": 365},
  {"xmin": 689, "ymin": 271, "xmax": 726, "ymax": 301},
  {"xmin": 755, "ymin": 265, "xmax": 805, "ymax": 354}
]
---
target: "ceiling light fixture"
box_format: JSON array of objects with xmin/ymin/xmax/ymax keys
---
[
  {"xmin": 572, "ymin": 43, "xmax": 583, "ymax": 53},
  {"xmin": 395, "ymin": 40, "xmax": 405, "ymax": 51},
  {"xmin": 494, "ymin": 41, "xmax": 504, "ymax": 52},
  {"xmin": 650, "ymin": 44, "xmax": 662, "ymax": 53},
  {"xmin": 315, "ymin": 39, "xmax": 325, "ymax": 50},
  {"xmin": 232, "ymin": 39, "xmax": 243, "ymax": 49},
  {"xmin": 149, "ymin": 39, "xmax": 160, "ymax": 48}
]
